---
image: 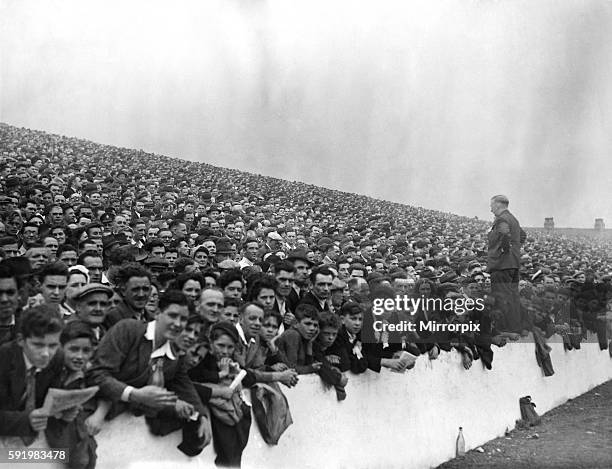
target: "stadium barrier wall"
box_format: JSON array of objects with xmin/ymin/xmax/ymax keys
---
[{"xmin": 6, "ymin": 335, "xmax": 612, "ymax": 469}]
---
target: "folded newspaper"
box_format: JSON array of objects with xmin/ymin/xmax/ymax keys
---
[{"xmin": 41, "ymin": 386, "xmax": 99, "ymax": 416}]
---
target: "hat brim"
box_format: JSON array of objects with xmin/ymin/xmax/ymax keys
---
[{"xmin": 286, "ymin": 255, "xmax": 315, "ymax": 266}]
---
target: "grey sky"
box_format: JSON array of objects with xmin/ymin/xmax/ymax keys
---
[{"xmin": 1, "ymin": 0, "xmax": 611, "ymax": 227}]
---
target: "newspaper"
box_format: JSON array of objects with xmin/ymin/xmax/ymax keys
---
[{"xmin": 40, "ymin": 386, "xmax": 99, "ymax": 416}]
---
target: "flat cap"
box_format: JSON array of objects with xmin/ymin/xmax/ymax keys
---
[{"xmin": 74, "ymin": 283, "xmax": 114, "ymax": 300}]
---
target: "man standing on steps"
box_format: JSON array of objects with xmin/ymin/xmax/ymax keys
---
[{"xmin": 487, "ymin": 195, "xmax": 527, "ymax": 337}]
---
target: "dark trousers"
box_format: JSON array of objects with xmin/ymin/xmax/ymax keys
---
[
  {"xmin": 490, "ymin": 268, "xmax": 522, "ymax": 333},
  {"xmin": 211, "ymin": 407, "xmax": 251, "ymax": 468},
  {"xmin": 146, "ymin": 409, "xmax": 207, "ymax": 457}
]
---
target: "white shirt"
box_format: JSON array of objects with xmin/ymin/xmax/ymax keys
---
[
  {"xmin": 145, "ymin": 320, "xmax": 176, "ymax": 360},
  {"xmin": 120, "ymin": 321, "xmax": 175, "ymax": 402},
  {"xmin": 275, "ymin": 297, "xmax": 286, "ymax": 317},
  {"xmin": 0, "ymin": 315, "xmax": 15, "ymax": 327},
  {"xmin": 58, "ymin": 302, "xmax": 76, "ymax": 319},
  {"xmin": 235, "ymin": 323, "xmax": 255, "ymax": 347},
  {"xmin": 22, "ymin": 352, "xmax": 37, "ymax": 372}
]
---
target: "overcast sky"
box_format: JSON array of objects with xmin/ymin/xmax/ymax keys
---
[{"xmin": 1, "ymin": 0, "xmax": 611, "ymax": 227}]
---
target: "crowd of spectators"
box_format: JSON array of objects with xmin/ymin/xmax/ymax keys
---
[{"xmin": 1, "ymin": 122, "xmax": 611, "ymax": 468}]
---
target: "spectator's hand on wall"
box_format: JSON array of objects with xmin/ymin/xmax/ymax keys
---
[
  {"xmin": 278, "ymin": 369, "xmax": 299, "ymax": 387},
  {"xmin": 197, "ymin": 415, "xmax": 212, "ymax": 447},
  {"xmin": 85, "ymin": 413, "xmax": 105, "ymax": 436},
  {"xmin": 175, "ymin": 399, "xmax": 195, "ymax": 420},
  {"xmin": 270, "ymin": 362, "xmax": 288, "ymax": 371},
  {"xmin": 131, "ymin": 385, "xmax": 177, "ymax": 409}
]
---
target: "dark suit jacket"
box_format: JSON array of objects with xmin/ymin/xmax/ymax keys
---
[
  {"xmin": 329, "ymin": 326, "xmax": 368, "ymax": 374},
  {"xmin": 487, "ymin": 209, "xmax": 525, "ymax": 271},
  {"xmin": 271, "ymin": 297, "xmax": 295, "ymax": 319},
  {"xmin": 87, "ymin": 319, "xmax": 205, "ymax": 417},
  {"xmin": 298, "ymin": 291, "xmax": 330, "ymax": 313},
  {"xmin": 275, "ymin": 329, "xmax": 316, "ymax": 374},
  {"xmin": 0, "ymin": 323, "xmax": 18, "ymax": 347},
  {"xmin": 286, "ymin": 287, "xmax": 305, "ymax": 314},
  {"xmin": 0, "ymin": 341, "xmax": 63, "ymax": 437},
  {"xmin": 103, "ymin": 298, "xmax": 145, "ymax": 329}
]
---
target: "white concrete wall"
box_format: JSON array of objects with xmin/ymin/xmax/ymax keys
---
[{"xmin": 5, "ymin": 336, "xmax": 612, "ymax": 469}]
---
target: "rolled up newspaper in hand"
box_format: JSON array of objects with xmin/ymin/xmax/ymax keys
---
[{"xmin": 229, "ymin": 369, "xmax": 247, "ymax": 390}]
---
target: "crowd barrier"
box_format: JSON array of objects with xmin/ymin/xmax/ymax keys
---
[{"xmin": 6, "ymin": 334, "xmax": 612, "ymax": 469}]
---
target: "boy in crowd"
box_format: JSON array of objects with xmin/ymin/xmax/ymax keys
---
[
  {"xmin": 260, "ymin": 311, "xmax": 281, "ymax": 344},
  {"xmin": 313, "ymin": 312, "xmax": 349, "ymax": 400},
  {"xmin": 276, "ymin": 303, "xmax": 321, "ymax": 374},
  {"xmin": 46, "ymin": 321, "xmax": 109, "ymax": 469},
  {"xmin": 0, "ymin": 305, "xmax": 71, "ymax": 444},
  {"xmin": 175, "ymin": 314, "xmax": 204, "ymax": 353},
  {"xmin": 26, "ymin": 261, "xmax": 69, "ymax": 314},
  {"xmin": 331, "ymin": 301, "xmax": 369, "ymax": 374},
  {"xmin": 220, "ymin": 298, "xmax": 242, "ymax": 324},
  {"xmin": 218, "ymin": 269, "xmax": 244, "ymax": 301},
  {"xmin": 174, "ymin": 315, "xmax": 208, "ymax": 368},
  {"xmin": 259, "ymin": 312, "xmax": 291, "ymax": 370},
  {"xmin": 87, "ymin": 290, "xmax": 211, "ymax": 456}
]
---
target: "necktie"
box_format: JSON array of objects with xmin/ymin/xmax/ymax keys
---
[
  {"xmin": 21, "ymin": 368, "xmax": 37, "ymax": 446},
  {"xmin": 149, "ymin": 357, "xmax": 165, "ymax": 388}
]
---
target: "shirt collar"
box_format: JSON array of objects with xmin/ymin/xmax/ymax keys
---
[
  {"xmin": 60, "ymin": 302, "xmax": 76, "ymax": 317},
  {"xmin": 22, "ymin": 351, "xmax": 38, "ymax": 372},
  {"xmin": 0, "ymin": 315, "xmax": 15, "ymax": 326},
  {"xmin": 145, "ymin": 321, "xmax": 176, "ymax": 360},
  {"xmin": 235, "ymin": 323, "xmax": 255, "ymax": 346},
  {"xmin": 311, "ymin": 294, "xmax": 326, "ymax": 310}
]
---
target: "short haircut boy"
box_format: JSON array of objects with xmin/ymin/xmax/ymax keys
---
[
  {"xmin": 38, "ymin": 260, "xmax": 69, "ymax": 283},
  {"xmin": 318, "ymin": 311, "xmax": 341, "ymax": 331},
  {"xmin": 60, "ymin": 320, "xmax": 96, "ymax": 345},
  {"xmin": 20, "ymin": 304, "xmax": 64, "ymax": 338},
  {"xmin": 218, "ymin": 269, "xmax": 244, "ymax": 290},
  {"xmin": 339, "ymin": 301, "xmax": 364, "ymax": 318},
  {"xmin": 294, "ymin": 303, "xmax": 319, "ymax": 322},
  {"xmin": 158, "ymin": 289, "xmax": 189, "ymax": 312}
]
